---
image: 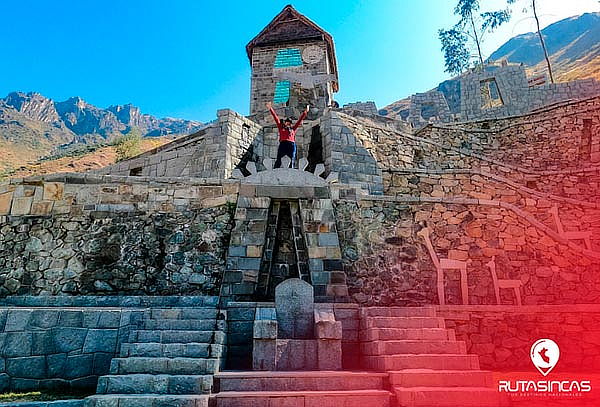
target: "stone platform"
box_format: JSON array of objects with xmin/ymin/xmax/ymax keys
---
[
  {"xmin": 211, "ymin": 306, "xmax": 508, "ymax": 407},
  {"xmin": 5, "ymin": 298, "xmax": 600, "ymax": 406}
]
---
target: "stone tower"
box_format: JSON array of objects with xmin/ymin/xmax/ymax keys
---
[{"xmin": 246, "ymin": 5, "xmax": 339, "ymax": 116}]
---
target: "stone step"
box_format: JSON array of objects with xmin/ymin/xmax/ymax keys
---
[
  {"xmin": 120, "ymin": 342, "xmax": 223, "ymax": 358},
  {"xmin": 85, "ymin": 394, "xmax": 210, "ymax": 407},
  {"xmin": 97, "ymin": 374, "xmax": 213, "ymax": 395},
  {"xmin": 129, "ymin": 330, "xmax": 225, "ymax": 344},
  {"xmin": 143, "ymin": 318, "xmax": 224, "ymax": 331},
  {"xmin": 389, "ymin": 369, "xmax": 494, "ymax": 387},
  {"xmin": 110, "ymin": 357, "xmax": 220, "ymax": 375},
  {"xmin": 215, "ymin": 371, "xmax": 388, "ymax": 392},
  {"xmin": 360, "ymin": 328, "xmax": 455, "ymax": 342},
  {"xmin": 394, "ymin": 386, "xmax": 509, "ymax": 407},
  {"xmin": 215, "ymin": 390, "xmax": 391, "ymax": 407},
  {"xmin": 363, "ymin": 354, "xmax": 480, "ymax": 371},
  {"xmin": 148, "ymin": 308, "xmax": 220, "ymax": 320},
  {"xmin": 360, "ymin": 307, "xmax": 437, "ymax": 318},
  {"xmin": 361, "ymin": 317, "xmax": 445, "ymax": 329},
  {"xmin": 361, "ymin": 340, "xmax": 466, "ymax": 355}
]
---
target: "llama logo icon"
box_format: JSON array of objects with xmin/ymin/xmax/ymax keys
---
[{"xmin": 530, "ymin": 339, "xmax": 560, "ymax": 376}]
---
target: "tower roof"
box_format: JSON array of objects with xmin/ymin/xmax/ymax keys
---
[{"xmin": 246, "ymin": 5, "xmax": 339, "ymax": 91}]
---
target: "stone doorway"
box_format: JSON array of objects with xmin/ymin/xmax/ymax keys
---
[{"xmin": 306, "ymin": 125, "xmax": 324, "ymax": 173}]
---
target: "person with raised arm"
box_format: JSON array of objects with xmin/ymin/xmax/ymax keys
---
[{"xmin": 266, "ymin": 101, "xmax": 309, "ymax": 168}]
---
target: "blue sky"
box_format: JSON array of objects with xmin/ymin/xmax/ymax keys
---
[{"xmin": 1, "ymin": 0, "xmax": 598, "ymax": 122}]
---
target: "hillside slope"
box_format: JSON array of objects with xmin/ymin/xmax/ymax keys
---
[
  {"xmin": 490, "ymin": 12, "xmax": 600, "ymax": 82},
  {"xmin": 0, "ymin": 91, "xmax": 202, "ymax": 175},
  {"xmin": 2, "ymin": 138, "xmax": 170, "ymax": 180},
  {"xmin": 382, "ymin": 12, "xmax": 600, "ymax": 119}
]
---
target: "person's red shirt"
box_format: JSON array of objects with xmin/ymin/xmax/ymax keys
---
[{"xmin": 269, "ymin": 106, "xmax": 307, "ymax": 143}]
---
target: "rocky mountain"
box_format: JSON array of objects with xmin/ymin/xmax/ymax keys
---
[
  {"xmin": 382, "ymin": 12, "xmax": 600, "ymax": 119},
  {"xmin": 0, "ymin": 91, "xmax": 203, "ymax": 174},
  {"xmin": 4, "ymin": 92, "xmax": 60, "ymax": 123}
]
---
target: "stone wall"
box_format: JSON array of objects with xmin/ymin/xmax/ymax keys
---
[
  {"xmin": 355, "ymin": 96, "xmax": 600, "ymax": 203},
  {"xmin": 339, "ymin": 98, "xmax": 600, "ymax": 307},
  {"xmin": 0, "ymin": 307, "xmax": 135, "ymax": 392},
  {"xmin": 334, "ymin": 199, "xmax": 437, "ymax": 306},
  {"xmin": 459, "ymin": 64, "xmax": 600, "ymax": 121},
  {"xmin": 342, "ymin": 101, "xmax": 378, "ymax": 115},
  {"xmin": 321, "ymin": 111, "xmax": 384, "ymax": 194},
  {"xmin": 407, "ymin": 91, "xmax": 452, "ymax": 128},
  {"xmin": 460, "ymin": 65, "xmax": 532, "ymax": 120},
  {"xmin": 437, "ymin": 305, "xmax": 600, "ymax": 371},
  {"xmin": 421, "ymin": 96, "xmax": 600, "ymax": 170},
  {"xmin": 96, "ymin": 126, "xmax": 220, "ymax": 178},
  {"xmin": 524, "ymin": 169, "xmax": 600, "ymax": 201},
  {"xmin": 529, "ymin": 78, "xmax": 600, "ymax": 111},
  {"xmin": 97, "ymin": 110, "xmax": 261, "ymax": 180},
  {"xmin": 383, "ymin": 169, "xmax": 600, "ymax": 249},
  {"xmin": 335, "ymin": 196, "xmax": 600, "ymax": 306},
  {"xmin": 0, "ymin": 176, "xmax": 235, "ymax": 296},
  {"xmin": 221, "ymin": 110, "xmax": 263, "ymax": 179}
]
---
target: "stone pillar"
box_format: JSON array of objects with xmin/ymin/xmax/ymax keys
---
[
  {"xmin": 220, "ymin": 195, "xmax": 271, "ymax": 305},
  {"xmin": 252, "ymin": 308, "xmax": 277, "ymax": 371},
  {"xmin": 315, "ymin": 308, "xmax": 342, "ymax": 370}
]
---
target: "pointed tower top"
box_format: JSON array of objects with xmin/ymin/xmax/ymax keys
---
[{"xmin": 246, "ymin": 5, "xmax": 338, "ymax": 91}]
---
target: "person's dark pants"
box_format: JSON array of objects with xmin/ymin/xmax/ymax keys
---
[{"xmin": 274, "ymin": 141, "xmax": 296, "ymax": 168}]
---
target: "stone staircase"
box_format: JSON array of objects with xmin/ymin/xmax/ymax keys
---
[
  {"xmin": 360, "ymin": 307, "xmax": 509, "ymax": 407},
  {"xmin": 84, "ymin": 307, "xmax": 226, "ymax": 407},
  {"xmin": 213, "ymin": 371, "xmax": 392, "ymax": 406}
]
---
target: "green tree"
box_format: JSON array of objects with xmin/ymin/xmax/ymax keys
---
[
  {"xmin": 439, "ymin": 0, "xmax": 515, "ymax": 75},
  {"xmin": 439, "ymin": 28, "xmax": 471, "ymax": 76},
  {"xmin": 114, "ymin": 127, "xmax": 142, "ymax": 162}
]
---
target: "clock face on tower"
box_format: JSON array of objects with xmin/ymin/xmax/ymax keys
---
[{"xmin": 302, "ymin": 45, "xmax": 324, "ymax": 64}]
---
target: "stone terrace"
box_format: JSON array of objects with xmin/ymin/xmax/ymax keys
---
[{"xmin": 1, "ymin": 5, "xmax": 600, "ymax": 405}]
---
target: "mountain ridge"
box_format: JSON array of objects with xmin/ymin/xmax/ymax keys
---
[
  {"xmin": 0, "ymin": 91, "xmax": 203, "ymax": 174},
  {"xmin": 489, "ymin": 12, "xmax": 600, "ymax": 81},
  {"xmin": 489, "ymin": 13, "xmax": 600, "ymax": 63},
  {"xmin": 3, "ymin": 91, "xmax": 203, "ymax": 142},
  {"xmin": 382, "ymin": 12, "xmax": 600, "ymax": 119}
]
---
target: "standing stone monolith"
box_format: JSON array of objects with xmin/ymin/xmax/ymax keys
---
[{"xmin": 275, "ymin": 278, "xmax": 314, "ymax": 339}]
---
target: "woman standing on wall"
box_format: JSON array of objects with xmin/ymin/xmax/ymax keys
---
[{"xmin": 266, "ymin": 101, "xmax": 309, "ymax": 168}]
